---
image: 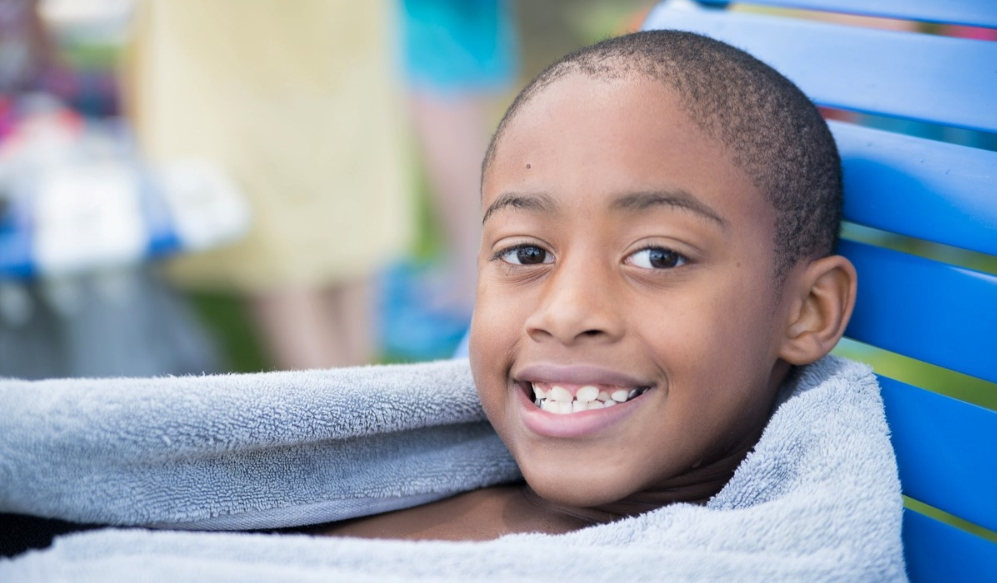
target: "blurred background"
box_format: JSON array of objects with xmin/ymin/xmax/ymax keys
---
[
  {"xmin": 0, "ymin": 0, "xmax": 658, "ymax": 379},
  {"xmin": 0, "ymin": 0, "xmax": 994, "ymax": 405}
]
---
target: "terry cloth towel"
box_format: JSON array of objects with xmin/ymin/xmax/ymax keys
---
[{"xmin": 0, "ymin": 356, "xmax": 907, "ymax": 582}]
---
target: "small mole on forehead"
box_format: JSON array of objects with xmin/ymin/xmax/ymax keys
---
[{"xmin": 526, "ymin": 163, "xmax": 531, "ymax": 169}]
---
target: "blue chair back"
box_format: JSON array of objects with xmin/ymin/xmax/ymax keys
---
[{"xmin": 642, "ymin": 2, "xmax": 997, "ymax": 581}]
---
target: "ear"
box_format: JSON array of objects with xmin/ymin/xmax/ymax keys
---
[{"xmin": 778, "ymin": 255, "xmax": 858, "ymax": 365}]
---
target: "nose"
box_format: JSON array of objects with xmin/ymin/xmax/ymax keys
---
[{"xmin": 524, "ymin": 256, "xmax": 625, "ymax": 346}]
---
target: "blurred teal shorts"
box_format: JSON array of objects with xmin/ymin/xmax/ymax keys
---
[{"xmin": 401, "ymin": 0, "xmax": 518, "ymax": 93}]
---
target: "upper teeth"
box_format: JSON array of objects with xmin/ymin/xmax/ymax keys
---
[{"xmin": 532, "ymin": 382, "xmax": 647, "ymax": 414}]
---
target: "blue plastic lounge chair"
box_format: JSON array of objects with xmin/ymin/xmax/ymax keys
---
[{"xmin": 641, "ymin": 1, "xmax": 997, "ymax": 581}]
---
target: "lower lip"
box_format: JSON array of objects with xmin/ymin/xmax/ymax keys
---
[{"xmin": 515, "ymin": 382, "xmax": 648, "ymax": 438}]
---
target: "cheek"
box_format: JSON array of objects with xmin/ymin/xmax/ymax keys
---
[
  {"xmin": 645, "ymin": 274, "xmax": 777, "ymax": 411},
  {"xmin": 469, "ymin": 285, "xmax": 515, "ymax": 368},
  {"xmin": 470, "ymin": 272, "xmax": 540, "ymax": 359},
  {"xmin": 469, "ymin": 284, "xmax": 524, "ymax": 431}
]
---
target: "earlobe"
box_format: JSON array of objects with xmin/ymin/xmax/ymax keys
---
[{"xmin": 779, "ymin": 255, "xmax": 857, "ymax": 365}]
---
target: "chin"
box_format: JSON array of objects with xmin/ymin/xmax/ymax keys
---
[{"xmin": 520, "ymin": 460, "xmax": 639, "ymax": 508}]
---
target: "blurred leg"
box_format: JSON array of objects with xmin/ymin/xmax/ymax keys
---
[
  {"xmin": 408, "ymin": 91, "xmax": 490, "ymax": 309},
  {"xmin": 327, "ymin": 275, "xmax": 375, "ymax": 367},
  {"xmin": 249, "ymin": 275, "xmax": 375, "ymax": 371},
  {"xmin": 249, "ymin": 287, "xmax": 345, "ymax": 370}
]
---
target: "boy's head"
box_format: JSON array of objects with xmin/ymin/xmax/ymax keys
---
[
  {"xmin": 469, "ymin": 31, "xmax": 856, "ymax": 510},
  {"xmin": 484, "ymin": 30, "xmax": 843, "ymax": 280}
]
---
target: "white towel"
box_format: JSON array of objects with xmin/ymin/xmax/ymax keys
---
[{"xmin": 0, "ymin": 355, "xmax": 906, "ymax": 581}]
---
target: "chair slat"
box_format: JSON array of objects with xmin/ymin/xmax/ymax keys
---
[
  {"xmin": 902, "ymin": 509, "xmax": 997, "ymax": 583},
  {"xmin": 698, "ymin": 0, "xmax": 997, "ymax": 29},
  {"xmin": 839, "ymin": 240, "xmax": 997, "ymax": 384},
  {"xmin": 642, "ymin": 7, "xmax": 997, "ymax": 132},
  {"xmin": 831, "ymin": 121, "xmax": 997, "ymax": 256},
  {"xmin": 881, "ymin": 376, "xmax": 997, "ymax": 532}
]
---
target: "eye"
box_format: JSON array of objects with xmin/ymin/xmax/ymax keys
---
[
  {"xmin": 627, "ymin": 246, "xmax": 688, "ymax": 269},
  {"xmin": 497, "ymin": 244, "xmax": 554, "ymax": 266}
]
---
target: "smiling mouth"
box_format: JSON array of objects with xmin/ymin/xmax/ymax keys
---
[{"xmin": 528, "ymin": 381, "xmax": 650, "ymax": 415}]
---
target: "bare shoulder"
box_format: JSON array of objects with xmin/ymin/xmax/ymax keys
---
[{"xmin": 311, "ymin": 484, "xmax": 588, "ymax": 541}]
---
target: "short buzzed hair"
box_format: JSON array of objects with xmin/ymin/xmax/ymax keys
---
[{"xmin": 482, "ymin": 30, "xmax": 842, "ymax": 279}]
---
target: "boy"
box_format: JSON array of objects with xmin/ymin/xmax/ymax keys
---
[
  {"xmin": 320, "ymin": 29, "xmax": 860, "ymax": 540},
  {"xmin": 1, "ymin": 30, "xmax": 904, "ymax": 581}
]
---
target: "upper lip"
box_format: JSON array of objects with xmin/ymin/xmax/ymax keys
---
[{"xmin": 514, "ymin": 362, "xmax": 653, "ymax": 388}]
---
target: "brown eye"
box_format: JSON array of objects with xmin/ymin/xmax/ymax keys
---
[
  {"xmin": 499, "ymin": 245, "xmax": 553, "ymax": 266},
  {"xmin": 628, "ymin": 247, "xmax": 687, "ymax": 269}
]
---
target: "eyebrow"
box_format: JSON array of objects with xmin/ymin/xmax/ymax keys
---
[
  {"xmin": 481, "ymin": 188, "xmax": 727, "ymax": 229},
  {"xmin": 482, "ymin": 192, "xmax": 558, "ymax": 224},
  {"xmin": 609, "ymin": 190, "xmax": 727, "ymax": 229}
]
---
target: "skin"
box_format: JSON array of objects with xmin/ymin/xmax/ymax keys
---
[{"xmin": 320, "ymin": 71, "xmax": 856, "ymax": 540}]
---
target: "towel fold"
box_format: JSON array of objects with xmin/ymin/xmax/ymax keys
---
[
  {"xmin": 0, "ymin": 355, "xmax": 907, "ymax": 581},
  {"xmin": 0, "ymin": 359, "xmax": 520, "ymax": 529}
]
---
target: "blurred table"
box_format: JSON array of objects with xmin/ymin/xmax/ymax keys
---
[{"xmin": 0, "ymin": 104, "xmax": 248, "ymax": 378}]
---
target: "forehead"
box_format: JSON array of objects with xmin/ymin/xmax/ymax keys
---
[{"xmin": 483, "ymin": 73, "xmax": 768, "ymax": 230}]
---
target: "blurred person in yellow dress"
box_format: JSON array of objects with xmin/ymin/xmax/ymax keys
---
[{"xmin": 124, "ymin": 0, "xmax": 413, "ymax": 369}]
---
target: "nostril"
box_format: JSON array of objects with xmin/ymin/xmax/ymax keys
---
[{"xmin": 524, "ymin": 289, "xmax": 624, "ymax": 344}]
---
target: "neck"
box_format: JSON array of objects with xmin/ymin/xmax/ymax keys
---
[
  {"xmin": 520, "ymin": 430, "xmax": 761, "ymax": 528},
  {"xmin": 602, "ymin": 430, "xmax": 762, "ymax": 515}
]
